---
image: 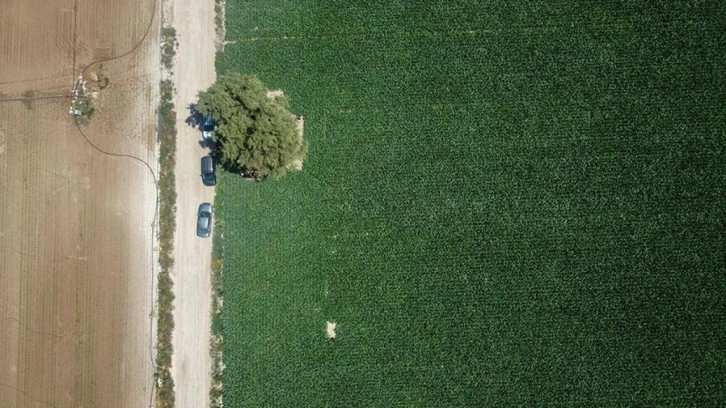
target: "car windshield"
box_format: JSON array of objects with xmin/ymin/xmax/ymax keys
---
[{"xmin": 202, "ymin": 117, "xmax": 214, "ymax": 130}]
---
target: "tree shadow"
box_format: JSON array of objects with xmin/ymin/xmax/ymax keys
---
[
  {"xmin": 185, "ymin": 103, "xmax": 203, "ymax": 128},
  {"xmin": 198, "ymin": 139, "xmax": 216, "ymax": 149}
]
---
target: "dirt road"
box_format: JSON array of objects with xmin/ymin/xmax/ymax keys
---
[
  {"xmin": 168, "ymin": 0, "xmax": 217, "ymax": 406},
  {"xmin": 0, "ymin": 0, "xmax": 158, "ymax": 407}
]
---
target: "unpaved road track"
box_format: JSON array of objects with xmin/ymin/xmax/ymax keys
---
[
  {"xmin": 168, "ymin": 0, "xmax": 217, "ymax": 407},
  {"xmin": 0, "ymin": 0, "xmax": 158, "ymax": 407}
]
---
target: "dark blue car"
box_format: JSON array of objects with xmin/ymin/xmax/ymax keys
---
[{"xmin": 201, "ymin": 116, "xmax": 215, "ymax": 141}]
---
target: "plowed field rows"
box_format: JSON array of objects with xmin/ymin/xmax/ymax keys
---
[{"xmin": 0, "ymin": 0, "xmax": 159, "ymax": 406}]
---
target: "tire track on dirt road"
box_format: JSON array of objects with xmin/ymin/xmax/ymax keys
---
[{"xmin": 168, "ymin": 0, "xmax": 217, "ymax": 406}]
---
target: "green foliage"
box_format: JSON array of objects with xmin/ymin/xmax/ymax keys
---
[
  {"xmin": 156, "ymin": 79, "xmax": 177, "ymax": 407},
  {"xmin": 196, "ymin": 73, "xmax": 301, "ymax": 179},
  {"xmin": 210, "ymin": 210, "xmax": 225, "ymax": 408},
  {"xmin": 161, "ymin": 26, "xmax": 178, "ymax": 71},
  {"xmin": 218, "ymin": 1, "xmax": 725, "ymax": 407}
]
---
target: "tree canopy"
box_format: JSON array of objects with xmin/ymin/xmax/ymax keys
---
[{"xmin": 196, "ymin": 73, "xmax": 305, "ymax": 180}]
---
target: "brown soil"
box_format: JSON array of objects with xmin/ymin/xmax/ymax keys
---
[{"xmin": 0, "ymin": 0, "xmax": 159, "ymax": 407}]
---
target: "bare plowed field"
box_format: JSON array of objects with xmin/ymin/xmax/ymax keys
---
[{"xmin": 0, "ymin": 0, "xmax": 159, "ymax": 407}]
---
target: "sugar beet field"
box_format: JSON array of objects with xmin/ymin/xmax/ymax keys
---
[{"xmin": 216, "ymin": 1, "xmax": 725, "ymax": 406}]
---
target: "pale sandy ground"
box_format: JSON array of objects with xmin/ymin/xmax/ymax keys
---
[{"xmin": 168, "ymin": 0, "xmax": 217, "ymax": 407}]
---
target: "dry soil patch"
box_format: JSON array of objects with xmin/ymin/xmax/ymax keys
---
[{"xmin": 0, "ymin": 0, "xmax": 158, "ymax": 406}]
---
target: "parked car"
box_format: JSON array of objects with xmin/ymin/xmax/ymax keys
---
[
  {"xmin": 197, "ymin": 203, "xmax": 213, "ymax": 238},
  {"xmin": 201, "ymin": 155, "xmax": 216, "ymax": 186},
  {"xmin": 201, "ymin": 116, "xmax": 215, "ymax": 141}
]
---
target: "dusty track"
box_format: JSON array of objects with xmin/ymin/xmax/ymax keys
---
[
  {"xmin": 0, "ymin": 0, "xmax": 159, "ymax": 407},
  {"xmin": 168, "ymin": 0, "xmax": 217, "ymax": 406}
]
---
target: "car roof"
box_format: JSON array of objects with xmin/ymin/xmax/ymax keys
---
[{"xmin": 202, "ymin": 156, "xmax": 214, "ymax": 170}]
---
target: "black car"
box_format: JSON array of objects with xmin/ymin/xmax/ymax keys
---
[
  {"xmin": 201, "ymin": 156, "xmax": 216, "ymax": 186},
  {"xmin": 197, "ymin": 203, "xmax": 213, "ymax": 238}
]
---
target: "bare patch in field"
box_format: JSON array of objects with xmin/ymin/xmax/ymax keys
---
[
  {"xmin": 290, "ymin": 114, "xmax": 305, "ymax": 170},
  {"xmin": 266, "ymin": 89, "xmax": 285, "ymax": 100},
  {"xmin": 326, "ymin": 321, "xmax": 337, "ymax": 339},
  {"xmin": 265, "ymin": 90, "xmax": 306, "ymax": 171}
]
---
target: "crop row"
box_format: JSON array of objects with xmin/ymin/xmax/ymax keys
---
[{"xmin": 216, "ymin": 1, "xmax": 725, "ymax": 406}]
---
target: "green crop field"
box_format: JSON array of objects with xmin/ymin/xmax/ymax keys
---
[{"xmin": 215, "ymin": 1, "xmax": 725, "ymax": 406}]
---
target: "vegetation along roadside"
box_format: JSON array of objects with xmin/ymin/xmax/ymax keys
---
[{"xmin": 154, "ymin": 22, "xmax": 178, "ymax": 408}]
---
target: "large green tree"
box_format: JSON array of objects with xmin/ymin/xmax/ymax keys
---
[{"xmin": 196, "ymin": 74, "xmax": 305, "ymax": 179}]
